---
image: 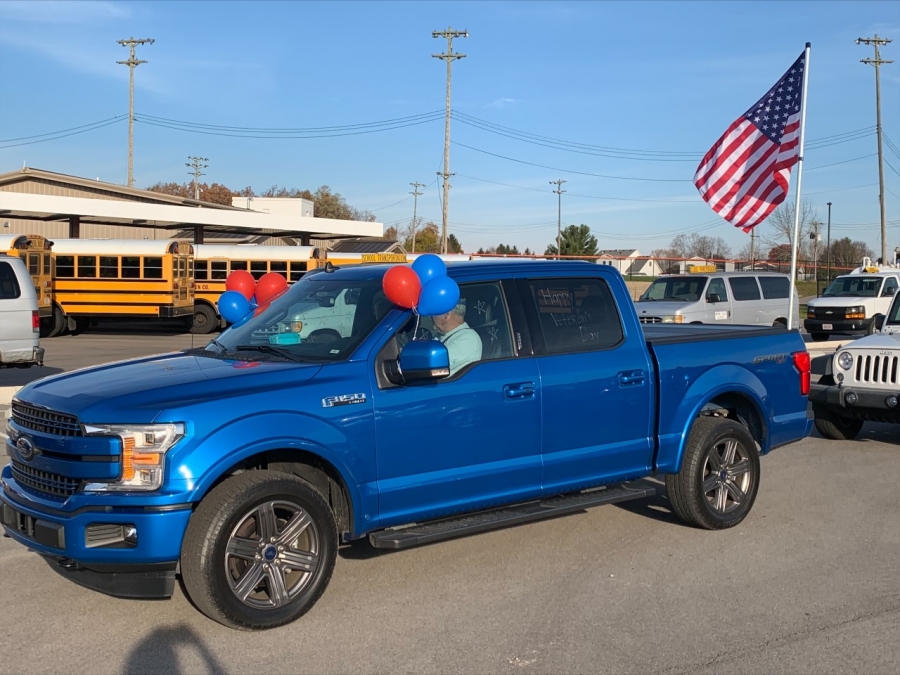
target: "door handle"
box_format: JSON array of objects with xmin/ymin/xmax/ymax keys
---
[
  {"xmin": 503, "ymin": 382, "xmax": 535, "ymax": 400},
  {"xmin": 618, "ymin": 370, "xmax": 646, "ymax": 386}
]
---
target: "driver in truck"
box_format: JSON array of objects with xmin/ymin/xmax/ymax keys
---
[{"xmin": 432, "ymin": 299, "xmax": 482, "ymax": 375}]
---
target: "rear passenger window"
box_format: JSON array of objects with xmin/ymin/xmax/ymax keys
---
[
  {"xmin": 729, "ymin": 277, "xmax": 761, "ymax": 301},
  {"xmin": 144, "ymin": 257, "xmax": 163, "ymax": 280},
  {"xmin": 77, "ymin": 256, "xmax": 97, "ymax": 278},
  {"xmin": 759, "ymin": 276, "xmax": 790, "ymax": 299},
  {"xmin": 526, "ymin": 278, "xmax": 623, "ymax": 354},
  {"xmin": 0, "ymin": 261, "xmax": 22, "ymax": 299}
]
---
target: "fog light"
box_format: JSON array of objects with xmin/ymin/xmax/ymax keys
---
[
  {"xmin": 886, "ymin": 395, "xmax": 898, "ymax": 408},
  {"xmin": 85, "ymin": 523, "xmax": 137, "ymax": 548},
  {"xmin": 836, "ymin": 373, "xmax": 844, "ymax": 382},
  {"xmin": 845, "ymin": 392, "xmax": 858, "ymax": 405},
  {"xmin": 124, "ymin": 525, "xmax": 138, "ymax": 545}
]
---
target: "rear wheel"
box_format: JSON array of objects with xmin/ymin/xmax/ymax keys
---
[
  {"xmin": 666, "ymin": 417, "xmax": 760, "ymax": 530},
  {"xmin": 810, "ymin": 332, "xmax": 829, "ymax": 342},
  {"xmin": 866, "ymin": 316, "xmax": 882, "ymax": 336},
  {"xmin": 813, "ymin": 407, "xmax": 864, "ymax": 440},
  {"xmin": 47, "ymin": 306, "xmax": 67, "ymax": 337},
  {"xmin": 773, "ymin": 318, "xmax": 787, "ymax": 328},
  {"xmin": 190, "ymin": 304, "xmax": 219, "ymax": 335},
  {"xmin": 181, "ymin": 470, "xmax": 338, "ymax": 630}
]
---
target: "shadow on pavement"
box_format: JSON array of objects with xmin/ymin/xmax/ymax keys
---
[
  {"xmin": 0, "ymin": 365, "xmax": 64, "ymax": 388},
  {"xmin": 123, "ymin": 624, "xmax": 228, "ymax": 675}
]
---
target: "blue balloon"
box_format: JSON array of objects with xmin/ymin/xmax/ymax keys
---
[
  {"xmin": 218, "ymin": 290, "xmax": 251, "ymax": 324},
  {"xmin": 411, "ymin": 254, "xmax": 447, "ymax": 287},
  {"xmin": 417, "ymin": 275, "xmax": 460, "ymax": 316},
  {"xmin": 231, "ymin": 313, "xmax": 252, "ymax": 329},
  {"xmin": 249, "ymin": 295, "xmax": 259, "ymax": 310}
]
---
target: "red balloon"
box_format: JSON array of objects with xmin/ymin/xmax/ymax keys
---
[
  {"xmin": 256, "ymin": 272, "xmax": 289, "ymax": 305},
  {"xmin": 382, "ymin": 265, "xmax": 421, "ymax": 309},
  {"xmin": 225, "ymin": 270, "xmax": 256, "ymax": 301}
]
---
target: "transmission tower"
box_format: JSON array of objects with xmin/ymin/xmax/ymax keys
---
[
  {"xmin": 432, "ymin": 27, "xmax": 468, "ymax": 254},
  {"xmin": 550, "ymin": 179, "xmax": 567, "ymax": 259},
  {"xmin": 409, "ymin": 181, "xmax": 425, "ymax": 253},
  {"xmin": 856, "ymin": 34, "xmax": 893, "ymax": 264},
  {"xmin": 117, "ymin": 37, "xmax": 154, "ymax": 187},
  {"xmin": 186, "ymin": 156, "xmax": 209, "ymax": 201}
]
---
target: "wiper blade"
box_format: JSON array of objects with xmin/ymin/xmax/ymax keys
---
[{"xmin": 234, "ymin": 344, "xmax": 304, "ymax": 362}]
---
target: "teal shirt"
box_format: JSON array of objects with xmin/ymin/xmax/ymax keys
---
[{"xmin": 439, "ymin": 322, "xmax": 483, "ymax": 375}]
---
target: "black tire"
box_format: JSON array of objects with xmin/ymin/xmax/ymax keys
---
[
  {"xmin": 181, "ymin": 470, "xmax": 338, "ymax": 630},
  {"xmin": 813, "ymin": 408, "xmax": 864, "ymax": 440},
  {"xmin": 71, "ymin": 317, "xmax": 90, "ymax": 335},
  {"xmin": 48, "ymin": 306, "xmax": 67, "ymax": 337},
  {"xmin": 866, "ymin": 316, "xmax": 881, "ymax": 336},
  {"xmin": 773, "ymin": 318, "xmax": 787, "ymax": 328},
  {"xmin": 39, "ymin": 317, "xmax": 54, "ymax": 338},
  {"xmin": 810, "ymin": 332, "xmax": 830, "ymax": 342},
  {"xmin": 665, "ymin": 417, "xmax": 760, "ymax": 530},
  {"xmin": 190, "ymin": 304, "xmax": 219, "ymax": 335}
]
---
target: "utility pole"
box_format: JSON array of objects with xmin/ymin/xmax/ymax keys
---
[
  {"xmin": 826, "ymin": 201, "xmax": 832, "ymax": 283},
  {"xmin": 117, "ymin": 37, "xmax": 154, "ymax": 187},
  {"xmin": 186, "ymin": 156, "xmax": 209, "ymax": 201},
  {"xmin": 432, "ymin": 27, "xmax": 468, "ymax": 254},
  {"xmin": 856, "ymin": 35, "xmax": 893, "ymax": 265},
  {"xmin": 550, "ymin": 179, "xmax": 566, "ymax": 259},
  {"xmin": 409, "ymin": 181, "xmax": 425, "ymax": 253},
  {"xmin": 750, "ymin": 229, "xmax": 757, "ymax": 269}
]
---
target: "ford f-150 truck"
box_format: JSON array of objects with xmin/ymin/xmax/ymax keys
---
[
  {"xmin": 2, "ymin": 261, "xmax": 812, "ymax": 630},
  {"xmin": 810, "ymin": 289, "xmax": 900, "ymax": 439}
]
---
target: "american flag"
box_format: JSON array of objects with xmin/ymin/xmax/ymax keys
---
[{"xmin": 694, "ymin": 52, "xmax": 806, "ymax": 232}]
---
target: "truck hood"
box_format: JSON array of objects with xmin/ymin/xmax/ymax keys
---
[
  {"xmin": 807, "ymin": 296, "xmax": 872, "ymax": 308},
  {"xmin": 841, "ymin": 334, "xmax": 900, "ymax": 351},
  {"xmin": 14, "ymin": 352, "xmax": 322, "ymax": 423},
  {"xmin": 635, "ymin": 301, "xmax": 697, "ymax": 317}
]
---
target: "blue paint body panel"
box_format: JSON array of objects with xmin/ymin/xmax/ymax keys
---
[{"xmin": 1, "ymin": 261, "xmax": 812, "ymax": 583}]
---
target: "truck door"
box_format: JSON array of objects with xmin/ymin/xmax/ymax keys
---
[
  {"xmin": 370, "ymin": 280, "xmax": 543, "ymax": 527},
  {"xmin": 517, "ymin": 276, "xmax": 654, "ymax": 493}
]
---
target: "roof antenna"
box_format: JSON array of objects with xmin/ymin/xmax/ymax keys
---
[{"xmin": 325, "ymin": 261, "xmax": 338, "ymax": 273}]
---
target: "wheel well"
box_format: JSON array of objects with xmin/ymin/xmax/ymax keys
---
[
  {"xmin": 210, "ymin": 450, "xmax": 352, "ymax": 537},
  {"xmin": 194, "ymin": 299, "xmax": 218, "ymax": 314},
  {"xmin": 699, "ymin": 393, "xmax": 766, "ymax": 449}
]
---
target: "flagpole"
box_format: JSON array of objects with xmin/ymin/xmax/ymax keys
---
[{"xmin": 787, "ymin": 42, "xmax": 811, "ymax": 331}]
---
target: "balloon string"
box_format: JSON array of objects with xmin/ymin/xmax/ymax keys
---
[{"xmin": 413, "ymin": 311, "xmax": 421, "ymax": 340}]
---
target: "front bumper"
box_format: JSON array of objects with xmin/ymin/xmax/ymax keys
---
[
  {"xmin": 804, "ymin": 318, "xmax": 873, "ymax": 335},
  {"xmin": 809, "ymin": 382, "xmax": 900, "ymax": 422}
]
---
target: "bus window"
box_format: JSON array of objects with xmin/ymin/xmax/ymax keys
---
[
  {"xmin": 211, "ymin": 261, "xmax": 227, "ymax": 280},
  {"xmin": 123, "ymin": 256, "xmax": 141, "ymax": 278},
  {"xmin": 188, "ymin": 258, "xmax": 194, "ymax": 278},
  {"xmin": 28, "ymin": 253, "xmax": 40, "ymax": 275},
  {"xmin": 57, "ymin": 256, "xmax": 75, "ymax": 278},
  {"xmin": 177, "ymin": 257, "xmax": 186, "ymax": 277},
  {"xmin": 100, "ymin": 256, "xmax": 119, "ymax": 278},
  {"xmin": 270, "ymin": 261, "xmax": 288, "ymax": 277},
  {"xmin": 195, "ymin": 260, "xmax": 208, "ymax": 281},
  {"xmin": 231, "ymin": 260, "xmax": 247, "ymax": 271},
  {"xmin": 43, "ymin": 254, "xmax": 51, "ymax": 276},
  {"xmin": 288, "ymin": 263, "xmax": 305, "ymax": 282},
  {"xmin": 78, "ymin": 256, "xmax": 97, "ymax": 278},
  {"xmin": 144, "ymin": 257, "xmax": 163, "ymax": 279},
  {"xmin": 250, "ymin": 261, "xmax": 267, "ymax": 279}
]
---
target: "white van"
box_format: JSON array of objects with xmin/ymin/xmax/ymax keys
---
[
  {"xmin": 804, "ymin": 258, "xmax": 900, "ymax": 341},
  {"xmin": 0, "ymin": 254, "xmax": 44, "ymax": 367},
  {"xmin": 635, "ymin": 271, "xmax": 800, "ymax": 327}
]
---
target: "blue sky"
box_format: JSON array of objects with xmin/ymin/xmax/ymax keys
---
[{"xmin": 0, "ymin": 0, "xmax": 897, "ymax": 256}]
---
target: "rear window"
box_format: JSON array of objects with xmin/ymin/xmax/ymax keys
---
[
  {"xmin": 0, "ymin": 260, "xmax": 22, "ymax": 299},
  {"xmin": 758, "ymin": 276, "xmax": 790, "ymax": 299},
  {"xmin": 729, "ymin": 277, "xmax": 762, "ymax": 301}
]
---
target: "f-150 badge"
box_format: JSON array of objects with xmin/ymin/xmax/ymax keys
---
[{"xmin": 322, "ymin": 393, "xmax": 367, "ymax": 408}]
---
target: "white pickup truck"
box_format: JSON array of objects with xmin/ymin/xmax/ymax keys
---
[{"xmin": 809, "ymin": 290, "xmax": 900, "ymax": 439}]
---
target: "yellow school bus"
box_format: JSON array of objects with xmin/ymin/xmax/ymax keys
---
[
  {"xmin": 192, "ymin": 244, "xmax": 320, "ymax": 334},
  {"xmin": 312, "ymin": 252, "xmax": 471, "ymax": 269},
  {"xmin": 50, "ymin": 239, "xmax": 195, "ymax": 334},
  {"xmin": 0, "ymin": 234, "xmax": 55, "ymax": 332}
]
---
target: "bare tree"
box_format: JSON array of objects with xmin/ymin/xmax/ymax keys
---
[
  {"xmin": 761, "ymin": 199, "xmax": 819, "ymax": 258},
  {"xmin": 667, "ymin": 234, "xmax": 732, "ymax": 260}
]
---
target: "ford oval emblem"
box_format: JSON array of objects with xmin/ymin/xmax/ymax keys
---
[{"xmin": 16, "ymin": 436, "xmax": 36, "ymax": 462}]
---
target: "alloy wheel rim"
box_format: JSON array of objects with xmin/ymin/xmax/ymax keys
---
[
  {"xmin": 702, "ymin": 437, "xmax": 752, "ymax": 514},
  {"xmin": 225, "ymin": 499, "xmax": 320, "ymax": 610}
]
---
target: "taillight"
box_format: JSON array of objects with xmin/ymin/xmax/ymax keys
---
[
  {"xmin": 174, "ymin": 282, "xmax": 180, "ymax": 290},
  {"xmin": 792, "ymin": 350, "xmax": 810, "ymax": 396},
  {"xmin": 32, "ymin": 309, "xmax": 40, "ymax": 333}
]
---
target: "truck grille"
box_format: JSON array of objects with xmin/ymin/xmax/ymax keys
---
[
  {"xmin": 11, "ymin": 402, "xmax": 83, "ymax": 437},
  {"xmin": 854, "ymin": 354, "xmax": 899, "ymax": 385},
  {"xmin": 639, "ymin": 316, "xmax": 662, "ymax": 324},
  {"xmin": 10, "ymin": 461, "xmax": 80, "ymax": 498}
]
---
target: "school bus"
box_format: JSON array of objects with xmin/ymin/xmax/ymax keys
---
[
  {"xmin": 311, "ymin": 252, "xmax": 471, "ymax": 269},
  {"xmin": 0, "ymin": 234, "xmax": 55, "ymax": 333},
  {"xmin": 50, "ymin": 239, "xmax": 195, "ymax": 334},
  {"xmin": 192, "ymin": 244, "xmax": 320, "ymax": 334}
]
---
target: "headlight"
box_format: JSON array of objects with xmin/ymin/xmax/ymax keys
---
[
  {"xmin": 837, "ymin": 351, "xmax": 854, "ymax": 371},
  {"xmin": 846, "ymin": 306, "xmax": 866, "ymax": 319},
  {"xmin": 660, "ymin": 315, "xmax": 684, "ymax": 324},
  {"xmin": 84, "ymin": 423, "xmax": 184, "ymax": 492}
]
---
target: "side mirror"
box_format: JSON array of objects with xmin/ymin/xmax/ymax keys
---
[
  {"xmin": 707, "ymin": 293, "xmax": 721, "ymax": 304},
  {"xmin": 386, "ymin": 340, "xmax": 450, "ymax": 385},
  {"xmin": 875, "ymin": 315, "xmax": 886, "ymax": 331},
  {"xmin": 882, "ymin": 288, "xmax": 897, "ymax": 297}
]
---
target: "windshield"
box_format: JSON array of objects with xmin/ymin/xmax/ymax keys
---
[
  {"xmin": 206, "ymin": 275, "xmax": 389, "ymax": 362},
  {"xmin": 639, "ymin": 276, "xmax": 708, "ymax": 302},
  {"xmin": 888, "ymin": 294, "xmax": 900, "ymax": 325},
  {"xmin": 822, "ymin": 276, "xmax": 882, "ymax": 298}
]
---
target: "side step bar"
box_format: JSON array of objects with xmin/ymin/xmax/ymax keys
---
[{"xmin": 369, "ymin": 480, "xmax": 659, "ymax": 550}]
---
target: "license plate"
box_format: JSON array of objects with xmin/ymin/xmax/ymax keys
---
[{"xmin": 822, "ymin": 323, "xmax": 833, "ymax": 330}]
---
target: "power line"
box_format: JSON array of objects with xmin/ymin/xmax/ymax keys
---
[
  {"xmin": 0, "ymin": 117, "xmax": 126, "ymax": 149},
  {"xmin": 136, "ymin": 110, "xmax": 445, "ymax": 133},
  {"xmin": 806, "ymin": 153, "xmax": 877, "ymax": 170}
]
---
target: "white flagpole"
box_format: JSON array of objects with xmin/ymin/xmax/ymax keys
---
[{"xmin": 787, "ymin": 42, "xmax": 811, "ymax": 331}]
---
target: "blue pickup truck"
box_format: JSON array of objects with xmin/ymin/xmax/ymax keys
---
[{"xmin": 2, "ymin": 261, "xmax": 812, "ymax": 629}]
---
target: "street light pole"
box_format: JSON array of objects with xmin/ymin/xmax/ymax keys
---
[{"xmin": 826, "ymin": 201, "xmax": 832, "ymax": 283}]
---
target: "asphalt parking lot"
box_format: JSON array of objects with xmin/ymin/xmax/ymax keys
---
[{"xmin": 1, "ymin": 325, "xmax": 897, "ymax": 675}]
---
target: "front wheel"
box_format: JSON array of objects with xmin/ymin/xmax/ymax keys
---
[
  {"xmin": 190, "ymin": 304, "xmax": 219, "ymax": 335},
  {"xmin": 866, "ymin": 316, "xmax": 882, "ymax": 336},
  {"xmin": 810, "ymin": 332, "xmax": 830, "ymax": 342},
  {"xmin": 181, "ymin": 470, "xmax": 338, "ymax": 630},
  {"xmin": 665, "ymin": 417, "xmax": 760, "ymax": 530},
  {"xmin": 813, "ymin": 407, "xmax": 864, "ymax": 440}
]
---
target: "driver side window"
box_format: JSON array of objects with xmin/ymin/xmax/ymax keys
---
[
  {"xmin": 707, "ymin": 278, "xmax": 728, "ymax": 301},
  {"xmin": 882, "ymin": 278, "xmax": 898, "ymax": 297}
]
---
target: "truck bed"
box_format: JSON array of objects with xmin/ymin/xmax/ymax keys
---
[{"xmin": 642, "ymin": 323, "xmax": 792, "ymax": 345}]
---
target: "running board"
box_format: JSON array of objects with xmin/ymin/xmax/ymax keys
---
[{"xmin": 368, "ymin": 480, "xmax": 659, "ymax": 550}]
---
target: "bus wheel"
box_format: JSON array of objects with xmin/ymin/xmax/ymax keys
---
[
  {"xmin": 191, "ymin": 304, "xmax": 219, "ymax": 334},
  {"xmin": 47, "ymin": 306, "xmax": 67, "ymax": 337}
]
